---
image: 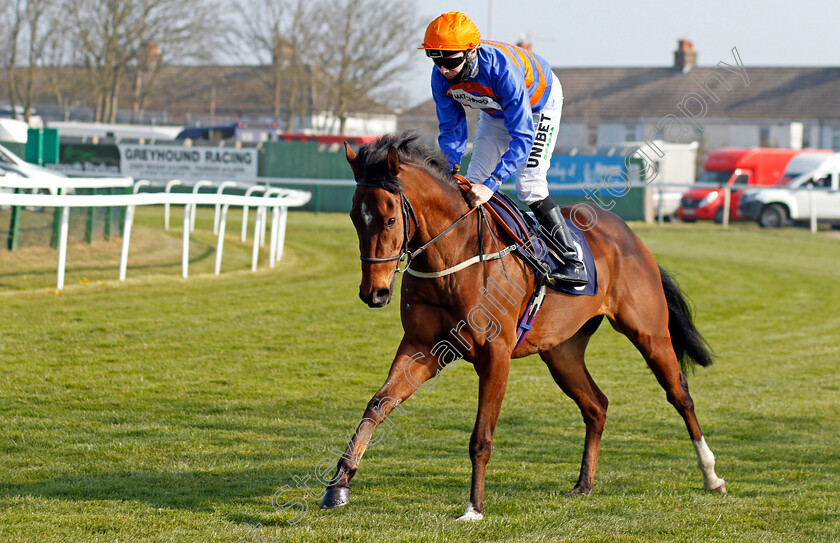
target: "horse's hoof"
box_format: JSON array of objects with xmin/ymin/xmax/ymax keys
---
[
  {"xmin": 709, "ymin": 481, "xmax": 727, "ymax": 494},
  {"xmin": 320, "ymin": 487, "xmax": 350, "ymax": 509},
  {"xmin": 564, "ymin": 487, "xmax": 592, "ymax": 497},
  {"xmin": 456, "ymin": 501, "xmax": 484, "ymax": 521}
]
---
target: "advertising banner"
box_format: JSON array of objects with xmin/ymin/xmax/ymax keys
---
[
  {"xmin": 117, "ymin": 144, "xmax": 258, "ymax": 180},
  {"xmin": 546, "ymin": 155, "xmax": 627, "ymax": 196},
  {"xmin": 50, "ymin": 143, "xmax": 121, "ymax": 175}
]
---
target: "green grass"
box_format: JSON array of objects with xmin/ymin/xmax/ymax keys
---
[{"xmin": 1, "ymin": 209, "xmax": 838, "ymax": 542}]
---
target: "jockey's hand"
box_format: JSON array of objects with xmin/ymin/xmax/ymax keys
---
[{"xmin": 466, "ymin": 183, "xmax": 494, "ymax": 207}]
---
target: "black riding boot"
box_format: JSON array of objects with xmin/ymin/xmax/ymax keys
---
[{"xmin": 529, "ymin": 198, "xmax": 589, "ymax": 286}]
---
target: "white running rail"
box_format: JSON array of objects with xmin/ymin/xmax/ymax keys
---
[{"xmin": 0, "ymin": 177, "xmax": 310, "ymax": 289}]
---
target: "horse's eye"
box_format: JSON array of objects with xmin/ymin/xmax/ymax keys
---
[{"xmin": 386, "ymin": 217, "xmax": 397, "ymax": 227}]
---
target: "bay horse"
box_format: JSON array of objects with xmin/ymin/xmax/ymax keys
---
[{"xmin": 321, "ymin": 132, "xmax": 725, "ymax": 520}]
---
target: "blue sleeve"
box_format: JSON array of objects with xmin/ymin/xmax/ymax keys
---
[
  {"xmin": 431, "ymin": 72, "xmax": 467, "ymax": 169},
  {"xmin": 488, "ymin": 62, "xmax": 535, "ymax": 187}
]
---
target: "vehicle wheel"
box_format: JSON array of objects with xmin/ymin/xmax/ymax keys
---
[
  {"xmin": 758, "ymin": 204, "xmax": 786, "ymax": 228},
  {"xmin": 713, "ymin": 208, "xmax": 725, "ymax": 224}
]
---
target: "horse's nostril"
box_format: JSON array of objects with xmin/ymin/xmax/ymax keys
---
[{"xmin": 373, "ymin": 288, "xmax": 391, "ymax": 302}]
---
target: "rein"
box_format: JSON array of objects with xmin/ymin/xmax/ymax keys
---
[
  {"xmin": 356, "ymin": 181, "xmax": 478, "ymax": 274},
  {"xmin": 356, "ymin": 176, "xmax": 516, "ymax": 278}
]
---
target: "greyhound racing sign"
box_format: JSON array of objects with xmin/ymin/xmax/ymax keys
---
[{"xmin": 117, "ymin": 144, "xmax": 258, "ymax": 181}]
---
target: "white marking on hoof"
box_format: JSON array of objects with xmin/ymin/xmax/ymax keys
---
[
  {"xmin": 693, "ymin": 437, "xmax": 726, "ymax": 491},
  {"xmin": 456, "ymin": 501, "xmax": 483, "ymax": 521}
]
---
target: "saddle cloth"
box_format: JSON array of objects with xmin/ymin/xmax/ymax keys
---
[{"xmin": 486, "ymin": 193, "xmax": 598, "ymax": 296}]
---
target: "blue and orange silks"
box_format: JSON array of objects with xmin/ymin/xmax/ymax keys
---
[{"xmin": 431, "ymin": 40, "xmax": 554, "ymax": 189}]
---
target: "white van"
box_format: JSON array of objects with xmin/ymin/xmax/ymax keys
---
[
  {"xmin": 0, "ymin": 142, "xmax": 67, "ymax": 196},
  {"xmin": 740, "ymin": 152, "xmax": 840, "ymax": 227},
  {"xmin": 0, "ymin": 118, "xmax": 31, "ymax": 143},
  {"xmin": 0, "ymin": 105, "xmax": 44, "ymax": 129}
]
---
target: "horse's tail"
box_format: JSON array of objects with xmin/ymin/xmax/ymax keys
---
[{"xmin": 659, "ymin": 266, "xmax": 715, "ymax": 372}]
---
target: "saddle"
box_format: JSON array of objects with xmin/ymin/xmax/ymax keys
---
[
  {"xmin": 454, "ymin": 175, "xmax": 597, "ymax": 296},
  {"xmin": 447, "ymin": 175, "xmax": 597, "ymax": 350}
]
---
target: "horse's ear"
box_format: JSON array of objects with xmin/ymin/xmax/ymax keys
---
[
  {"xmin": 345, "ymin": 142, "xmax": 362, "ymax": 177},
  {"xmin": 387, "ymin": 146, "xmax": 400, "ymax": 177}
]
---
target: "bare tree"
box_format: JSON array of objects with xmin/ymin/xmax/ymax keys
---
[
  {"xmin": 65, "ymin": 0, "xmax": 221, "ymax": 123},
  {"xmin": 19, "ymin": 0, "xmax": 55, "ymax": 122},
  {"xmin": 230, "ymin": 0, "xmax": 316, "ymax": 131},
  {"xmin": 40, "ymin": 18, "xmax": 78, "ymax": 113},
  {"xmin": 0, "ymin": 0, "xmax": 59, "ymax": 124},
  {"xmin": 309, "ymin": 0, "xmax": 422, "ymax": 134},
  {"xmin": 128, "ymin": 42, "xmax": 163, "ymax": 123},
  {"xmin": 1, "ymin": 0, "xmax": 25, "ymax": 119}
]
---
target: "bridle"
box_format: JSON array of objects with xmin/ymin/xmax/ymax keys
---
[
  {"xmin": 355, "ymin": 180, "xmax": 478, "ymax": 274},
  {"xmin": 356, "ymin": 181, "xmax": 419, "ymax": 272}
]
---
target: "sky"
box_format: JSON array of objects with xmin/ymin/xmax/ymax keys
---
[{"xmin": 398, "ymin": 0, "xmax": 840, "ymax": 106}]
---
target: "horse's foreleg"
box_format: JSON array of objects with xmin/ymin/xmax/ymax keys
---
[
  {"xmin": 458, "ymin": 351, "xmax": 511, "ymax": 521},
  {"xmin": 320, "ymin": 340, "xmax": 440, "ymax": 509}
]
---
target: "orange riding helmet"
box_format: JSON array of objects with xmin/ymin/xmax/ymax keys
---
[{"xmin": 418, "ymin": 11, "xmax": 481, "ymax": 51}]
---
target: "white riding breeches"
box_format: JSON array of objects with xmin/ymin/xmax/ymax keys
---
[{"xmin": 466, "ymin": 72, "xmax": 563, "ymax": 206}]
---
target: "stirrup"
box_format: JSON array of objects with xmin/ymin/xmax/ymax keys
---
[
  {"xmin": 552, "ymin": 259, "xmax": 588, "ymax": 286},
  {"xmin": 543, "ymin": 246, "xmax": 589, "ymax": 286}
]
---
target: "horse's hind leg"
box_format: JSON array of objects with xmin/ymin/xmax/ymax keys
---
[
  {"xmin": 611, "ymin": 292, "xmax": 726, "ymax": 493},
  {"xmin": 540, "ymin": 316, "xmax": 609, "ymax": 496}
]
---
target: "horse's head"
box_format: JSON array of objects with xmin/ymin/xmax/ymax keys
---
[{"xmin": 347, "ymin": 141, "xmax": 414, "ymax": 308}]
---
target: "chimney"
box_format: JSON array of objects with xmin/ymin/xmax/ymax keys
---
[
  {"xmin": 673, "ymin": 39, "xmax": 696, "ymax": 73},
  {"xmin": 140, "ymin": 43, "xmax": 161, "ymax": 70}
]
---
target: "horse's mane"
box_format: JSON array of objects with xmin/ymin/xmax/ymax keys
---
[{"xmin": 355, "ymin": 131, "xmax": 455, "ymax": 193}]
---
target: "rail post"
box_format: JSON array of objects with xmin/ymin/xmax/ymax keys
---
[
  {"xmin": 56, "ymin": 206, "xmax": 70, "ymax": 289},
  {"xmin": 190, "ymin": 180, "xmax": 213, "ymax": 232},
  {"xmin": 119, "ymin": 203, "xmax": 136, "ymax": 281},
  {"xmin": 103, "ymin": 187, "xmax": 115, "ymax": 241},
  {"xmin": 215, "ymin": 204, "xmax": 230, "ymax": 275},
  {"xmin": 164, "ymin": 179, "xmax": 183, "ymax": 230},
  {"xmin": 241, "ymin": 185, "xmax": 265, "ymax": 241},
  {"xmin": 182, "ymin": 203, "xmax": 191, "ymax": 278},
  {"xmin": 49, "ymin": 188, "xmax": 63, "ymax": 249},
  {"xmin": 251, "ymin": 204, "xmax": 264, "ymax": 271},
  {"xmin": 7, "ymin": 188, "xmax": 21, "ymax": 251},
  {"xmin": 213, "ymin": 181, "xmax": 237, "ymax": 234},
  {"xmin": 275, "ymin": 205, "xmax": 289, "ymax": 262},
  {"xmin": 85, "ymin": 187, "xmax": 97, "ymax": 244},
  {"xmin": 722, "ymin": 186, "xmax": 731, "ymax": 228}
]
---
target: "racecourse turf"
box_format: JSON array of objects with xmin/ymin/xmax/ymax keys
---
[{"xmin": 0, "ymin": 207, "xmax": 838, "ymax": 542}]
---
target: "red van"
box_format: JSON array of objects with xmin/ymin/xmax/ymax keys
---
[{"xmin": 678, "ymin": 148, "xmax": 804, "ymax": 222}]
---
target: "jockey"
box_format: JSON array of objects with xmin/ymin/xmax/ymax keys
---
[{"xmin": 419, "ymin": 11, "xmax": 587, "ymax": 286}]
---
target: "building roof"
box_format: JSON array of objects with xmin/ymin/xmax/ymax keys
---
[
  {"xmin": 403, "ymin": 66, "xmax": 840, "ymax": 122},
  {"xmin": 556, "ymin": 66, "xmax": 840, "ymax": 121},
  {"xmin": 0, "ymin": 64, "xmax": 394, "ymax": 123}
]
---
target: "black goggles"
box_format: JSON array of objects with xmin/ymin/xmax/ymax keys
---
[{"xmin": 427, "ymin": 50, "xmax": 466, "ymax": 70}]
